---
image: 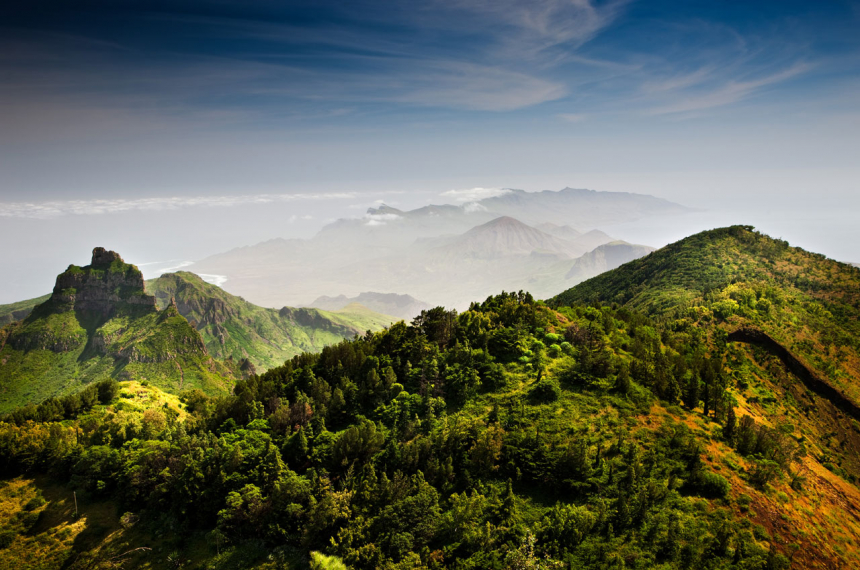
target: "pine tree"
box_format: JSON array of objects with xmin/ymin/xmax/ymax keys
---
[
  {"xmin": 684, "ymin": 372, "xmax": 700, "ymax": 410},
  {"xmin": 723, "ymin": 406, "xmax": 737, "ymax": 445},
  {"xmin": 499, "ymin": 478, "xmax": 520, "ymax": 527},
  {"xmin": 614, "ymin": 364, "xmax": 631, "ymax": 395}
]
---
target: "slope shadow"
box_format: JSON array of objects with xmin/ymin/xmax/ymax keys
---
[{"xmin": 727, "ymin": 326, "xmax": 860, "ymax": 422}]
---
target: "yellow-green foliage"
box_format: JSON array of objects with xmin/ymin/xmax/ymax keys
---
[
  {"xmin": 553, "ymin": 225, "xmax": 860, "ymax": 404},
  {"xmin": 310, "ymin": 551, "xmax": 349, "ymax": 570}
]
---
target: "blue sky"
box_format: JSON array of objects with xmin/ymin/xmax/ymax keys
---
[
  {"xmin": 0, "ymin": 0, "xmax": 859, "ymax": 301},
  {"xmin": 2, "ymin": 1, "xmax": 858, "ymax": 191}
]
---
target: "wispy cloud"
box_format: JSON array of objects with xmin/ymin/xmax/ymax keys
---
[
  {"xmin": 645, "ymin": 62, "xmax": 812, "ymax": 115},
  {"xmin": 436, "ymin": 0, "xmax": 627, "ymax": 61},
  {"xmin": 558, "ymin": 113, "xmax": 587, "ymax": 123},
  {"xmin": 364, "ymin": 212, "xmax": 402, "ymax": 226},
  {"xmin": 441, "ymin": 187, "xmax": 511, "ymax": 202},
  {"xmin": 0, "ymin": 193, "xmax": 359, "ymax": 219},
  {"xmin": 0, "ymin": 0, "xmax": 625, "ymax": 125}
]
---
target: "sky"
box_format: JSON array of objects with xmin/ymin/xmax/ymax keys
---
[{"xmin": 1, "ymin": 0, "xmax": 859, "ymax": 302}]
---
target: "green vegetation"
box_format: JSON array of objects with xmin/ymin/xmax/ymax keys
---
[
  {"xmin": 552, "ymin": 225, "xmax": 860, "ymax": 406},
  {"xmin": 146, "ymin": 272, "xmax": 394, "ymax": 372},
  {"xmin": 0, "ymin": 294, "xmax": 50, "ymax": 326},
  {"xmin": 0, "ymin": 229, "xmax": 859, "ymax": 568},
  {"xmin": 0, "ymin": 255, "xmax": 241, "ymax": 413}
]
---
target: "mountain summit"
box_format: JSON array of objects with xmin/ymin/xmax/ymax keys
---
[
  {"xmin": 553, "ymin": 224, "xmax": 860, "ymax": 414},
  {"xmin": 0, "ymin": 249, "xmax": 241, "ymax": 411},
  {"xmin": 431, "ymin": 216, "xmax": 582, "ymax": 259},
  {"xmin": 47, "ymin": 248, "xmax": 156, "ymax": 320}
]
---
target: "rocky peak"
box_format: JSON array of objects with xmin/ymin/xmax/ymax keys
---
[
  {"xmin": 49, "ymin": 247, "xmax": 157, "ymax": 319},
  {"xmin": 91, "ymin": 247, "xmax": 124, "ymax": 268}
]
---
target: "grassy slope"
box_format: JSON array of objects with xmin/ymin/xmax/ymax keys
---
[
  {"xmin": 0, "ymin": 294, "xmax": 50, "ymax": 326},
  {"xmin": 146, "ymin": 272, "xmax": 395, "ymax": 371},
  {"xmin": 552, "ymin": 225, "xmax": 860, "ymax": 405}
]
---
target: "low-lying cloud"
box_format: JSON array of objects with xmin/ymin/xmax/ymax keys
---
[
  {"xmin": 441, "ymin": 187, "xmax": 511, "ymax": 203},
  {"xmin": 0, "ymin": 192, "xmax": 359, "ymax": 219}
]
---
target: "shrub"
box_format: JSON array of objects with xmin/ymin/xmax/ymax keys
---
[
  {"xmin": 694, "ymin": 470, "xmax": 731, "ymax": 498},
  {"xmin": 0, "ymin": 530, "xmax": 15, "ymax": 549},
  {"xmin": 530, "ymin": 378, "xmax": 561, "ymax": 403},
  {"xmin": 310, "ymin": 552, "xmax": 348, "ymax": 570},
  {"xmin": 24, "ymin": 494, "xmax": 45, "ymax": 511}
]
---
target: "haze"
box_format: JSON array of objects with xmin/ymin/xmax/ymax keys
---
[{"xmin": 1, "ymin": 0, "xmax": 859, "ymax": 304}]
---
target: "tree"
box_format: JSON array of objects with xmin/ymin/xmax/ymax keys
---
[
  {"xmin": 614, "ymin": 364, "xmax": 631, "ymax": 395},
  {"xmin": 285, "ymin": 428, "xmax": 309, "ymax": 467},
  {"xmin": 505, "ymin": 532, "xmax": 564, "ymax": 570},
  {"xmin": 684, "ymin": 373, "xmax": 700, "ymax": 410},
  {"xmin": 499, "ymin": 479, "xmax": 520, "ymax": 527},
  {"xmin": 723, "ymin": 406, "xmax": 737, "ymax": 445},
  {"xmin": 97, "ymin": 379, "xmax": 119, "ymax": 404},
  {"xmin": 530, "ymin": 378, "xmax": 560, "ymax": 403},
  {"xmin": 332, "ymin": 420, "xmax": 384, "ymax": 469},
  {"xmin": 217, "ymin": 484, "xmax": 269, "ymax": 539}
]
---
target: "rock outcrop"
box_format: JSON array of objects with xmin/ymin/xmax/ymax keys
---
[{"xmin": 49, "ymin": 247, "xmax": 157, "ymax": 318}]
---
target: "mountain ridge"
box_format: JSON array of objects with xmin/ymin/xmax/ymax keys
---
[
  {"xmin": 187, "ymin": 187, "xmax": 680, "ymax": 308},
  {"xmin": 147, "ymin": 272, "xmax": 395, "ymax": 371},
  {"xmin": 0, "ymin": 249, "xmax": 242, "ymax": 411},
  {"xmin": 552, "ymin": 224, "xmax": 860, "ymax": 423}
]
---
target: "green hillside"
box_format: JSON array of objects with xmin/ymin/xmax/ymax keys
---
[
  {"xmin": 146, "ymin": 272, "xmax": 395, "ymax": 371},
  {"xmin": 0, "ymin": 294, "xmax": 50, "ymax": 326},
  {"xmin": 551, "ymin": 225, "xmax": 860, "ymax": 406},
  {"xmin": 1, "ymin": 231, "xmax": 860, "ymax": 569},
  {"xmin": 0, "ymin": 250, "xmax": 240, "ymax": 412}
]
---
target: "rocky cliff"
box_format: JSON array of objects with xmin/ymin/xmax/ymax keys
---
[
  {"xmin": 48, "ymin": 247, "xmax": 156, "ymax": 318},
  {"xmin": 0, "ymin": 249, "xmax": 240, "ymax": 410}
]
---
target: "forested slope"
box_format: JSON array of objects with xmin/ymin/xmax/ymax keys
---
[
  {"xmin": 552, "ymin": 225, "xmax": 860, "ymax": 409},
  {"xmin": 1, "ymin": 229, "xmax": 860, "ymax": 569},
  {"xmin": 3, "ymin": 286, "xmax": 859, "ymax": 568}
]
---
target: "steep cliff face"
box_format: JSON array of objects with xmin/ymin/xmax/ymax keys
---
[
  {"xmin": 48, "ymin": 247, "xmax": 156, "ymax": 318},
  {"xmin": 0, "ymin": 249, "xmax": 240, "ymax": 411},
  {"xmin": 8, "ymin": 248, "xmax": 157, "ymax": 353}
]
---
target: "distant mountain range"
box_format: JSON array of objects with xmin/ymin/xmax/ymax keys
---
[
  {"xmin": 189, "ymin": 187, "xmax": 673, "ymax": 309},
  {"xmin": 476, "ymin": 187, "xmax": 692, "ymax": 226}
]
